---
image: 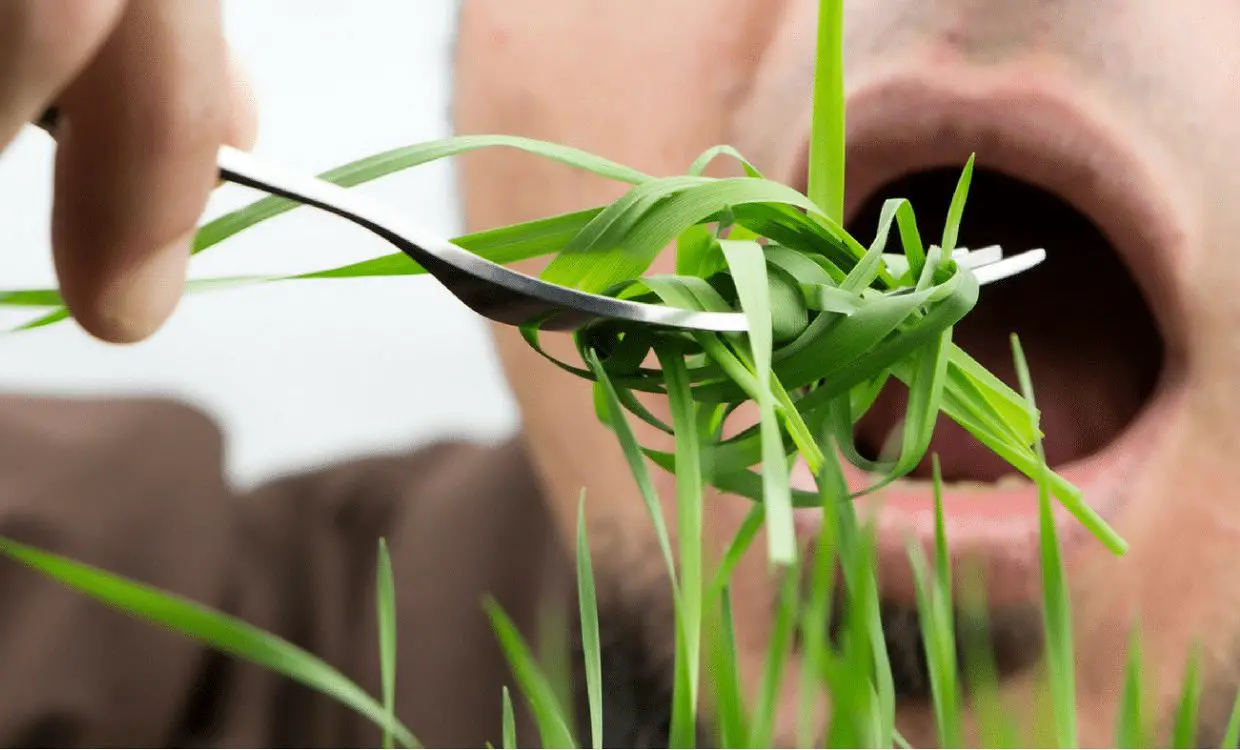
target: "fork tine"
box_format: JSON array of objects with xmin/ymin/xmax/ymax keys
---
[{"xmin": 972, "ymin": 248, "xmax": 1047, "ymax": 285}]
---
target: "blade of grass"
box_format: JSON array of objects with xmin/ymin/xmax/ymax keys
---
[
  {"xmin": 537, "ymin": 593, "xmax": 576, "ymax": 745},
  {"xmin": 660, "ymin": 343, "xmax": 705, "ymax": 748},
  {"xmin": 575, "ymin": 493, "xmax": 603, "ymax": 750},
  {"xmin": 958, "ymin": 560, "xmax": 1020, "ymax": 749},
  {"xmin": 1011, "ymin": 333, "xmax": 1076, "ymax": 748},
  {"xmin": 195, "ymin": 135, "xmax": 649, "ymax": 256},
  {"xmin": 719, "ymin": 239, "xmax": 795, "ymax": 565},
  {"xmin": 939, "ymin": 154, "xmax": 976, "ymax": 255},
  {"xmin": 376, "ymin": 538, "xmax": 398, "ymax": 750},
  {"xmin": 1172, "ymin": 645, "xmax": 1203, "ymax": 748},
  {"xmin": 797, "ymin": 460, "xmax": 840, "ymax": 748},
  {"xmin": 906, "ymin": 457, "xmax": 962, "ymax": 748},
  {"xmin": 705, "ymin": 585, "xmax": 748, "ymax": 748},
  {"xmin": 908, "ymin": 540, "xmax": 961, "ymax": 748},
  {"xmin": 1220, "ymin": 684, "xmax": 1240, "ymax": 749},
  {"xmin": 485, "ymin": 599, "xmax": 577, "ymax": 749},
  {"xmin": 0, "ymin": 537, "xmax": 419, "ymax": 748},
  {"xmin": 808, "ymin": 0, "xmax": 845, "ymax": 223},
  {"xmin": 585, "ymin": 348, "xmax": 678, "ymax": 595},
  {"xmin": 1116, "ymin": 623, "xmax": 1150, "ymax": 748},
  {"xmin": 502, "ymin": 687, "xmax": 518, "ymax": 750},
  {"xmin": 708, "ymin": 503, "xmax": 764, "ymax": 602},
  {"xmin": 748, "ymin": 566, "xmax": 800, "ymax": 747}
]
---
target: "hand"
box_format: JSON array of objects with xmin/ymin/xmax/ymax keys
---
[{"xmin": 1, "ymin": 1, "xmax": 258, "ymax": 343}]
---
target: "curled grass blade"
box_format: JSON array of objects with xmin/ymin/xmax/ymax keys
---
[{"xmin": 194, "ymin": 134, "xmax": 649, "ymax": 257}]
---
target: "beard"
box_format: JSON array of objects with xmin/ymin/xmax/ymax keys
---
[
  {"xmin": 561, "ymin": 530, "xmax": 1240, "ymax": 747},
  {"xmin": 563, "ymin": 532, "xmax": 1050, "ymax": 748}
]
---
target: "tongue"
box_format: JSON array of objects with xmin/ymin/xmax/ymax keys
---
[
  {"xmin": 853, "ymin": 384, "xmax": 1019, "ymax": 483},
  {"xmin": 852, "ymin": 328, "xmax": 1153, "ymax": 483}
]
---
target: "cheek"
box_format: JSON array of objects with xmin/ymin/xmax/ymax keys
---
[{"xmin": 451, "ymin": 0, "xmax": 788, "ymax": 546}]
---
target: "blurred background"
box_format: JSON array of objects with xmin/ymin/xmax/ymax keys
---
[{"xmin": 0, "ymin": 1, "xmax": 520, "ymax": 488}]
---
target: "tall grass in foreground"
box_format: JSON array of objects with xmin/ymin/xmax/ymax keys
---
[{"xmin": 0, "ymin": 0, "xmax": 1229, "ymax": 746}]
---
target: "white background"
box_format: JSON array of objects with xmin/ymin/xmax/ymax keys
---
[{"xmin": 0, "ymin": 1, "xmax": 520, "ymax": 488}]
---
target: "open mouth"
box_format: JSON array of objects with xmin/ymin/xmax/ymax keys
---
[
  {"xmin": 848, "ymin": 165, "xmax": 1165, "ymax": 484},
  {"xmin": 787, "ymin": 78, "xmax": 1189, "ymax": 607}
]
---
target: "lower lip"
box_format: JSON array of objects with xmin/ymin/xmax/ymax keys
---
[{"xmin": 788, "ymin": 385, "xmax": 1182, "ymax": 606}]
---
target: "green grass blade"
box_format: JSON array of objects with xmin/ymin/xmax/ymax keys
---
[
  {"xmin": 705, "ymin": 585, "xmax": 748, "ymax": 748},
  {"xmin": 749, "ymin": 567, "xmax": 800, "ymax": 748},
  {"xmin": 1115, "ymin": 624, "xmax": 1149, "ymax": 748},
  {"xmin": 0, "ymin": 537, "xmax": 419, "ymax": 748},
  {"xmin": 958, "ymin": 561, "xmax": 1020, "ymax": 749},
  {"xmin": 908, "ymin": 540, "xmax": 961, "ymax": 748},
  {"xmin": 708, "ymin": 504, "xmax": 764, "ymax": 602},
  {"xmin": 1220, "ymin": 685, "xmax": 1240, "ymax": 748},
  {"xmin": 660, "ymin": 344, "xmax": 705, "ymax": 748},
  {"xmin": 195, "ymin": 135, "xmax": 649, "ymax": 257},
  {"xmin": 1171, "ymin": 646, "xmax": 1203, "ymax": 748},
  {"xmin": 502, "ymin": 687, "xmax": 518, "ymax": 750},
  {"xmin": 485, "ymin": 599, "xmax": 577, "ymax": 749},
  {"xmin": 376, "ymin": 538, "xmax": 398, "ymax": 750},
  {"xmin": 1011, "ymin": 334, "xmax": 1076, "ymax": 748},
  {"xmin": 575, "ymin": 494, "xmax": 603, "ymax": 750},
  {"xmin": 907, "ymin": 458, "xmax": 962, "ymax": 748},
  {"xmin": 584, "ymin": 348, "xmax": 678, "ymax": 593},
  {"xmin": 808, "ymin": 0, "xmax": 845, "ymax": 223},
  {"xmin": 796, "ymin": 447, "xmax": 843, "ymax": 749},
  {"xmin": 718, "ymin": 239, "xmax": 795, "ymax": 565},
  {"xmin": 940, "ymin": 154, "xmax": 976, "ymax": 254}
]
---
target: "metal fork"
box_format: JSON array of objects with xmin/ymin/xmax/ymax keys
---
[{"xmin": 34, "ymin": 108, "xmax": 1043, "ymax": 334}]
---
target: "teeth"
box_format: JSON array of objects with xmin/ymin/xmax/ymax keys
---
[
  {"xmin": 940, "ymin": 244, "xmax": 1003, "ymax": 267},
  {"xmin": 992, "ymin": 472, "xmax": 1030, "ymax": 490},
  {"xmin": 863, "ymin": 471, "xmax": 1032, "ymax": 491},
  {"xmin": 879, "ymin": 418, "xmax": 907, "ymax": 461},
  {"xmin": 973, "ymin": 248, "xmax": 1047, "ymax": 285},
  {"xmin": 937, "ymin": 479, "xmax": 1000, "ymax": 492}
]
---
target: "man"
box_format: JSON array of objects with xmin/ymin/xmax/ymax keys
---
[{"xmin": 0, "ymin": 0, "xmax": 1235, "ymax": 747}]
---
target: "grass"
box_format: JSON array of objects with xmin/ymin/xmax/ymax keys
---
[{"xmin": 0, "ymin": 0, "xmax": 1223, "ymax": 746}]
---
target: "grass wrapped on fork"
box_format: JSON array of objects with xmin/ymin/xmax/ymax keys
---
[{"xmin": 8, "ymin": 0, "xmax": 1219, "ymax": 747}]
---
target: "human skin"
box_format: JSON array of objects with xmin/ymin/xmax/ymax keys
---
[
  {"xmin": 0, "ymin": 1, "xmax": 256, "ymax": 344},
  {"xmin": 452, "ymin": 0, "xmax": 1240, "ymax": 745}
]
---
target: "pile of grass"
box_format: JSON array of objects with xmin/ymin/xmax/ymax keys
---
[{"xmin": 0, "ymin": 0, "xmax": 1232, "ymax": 747}]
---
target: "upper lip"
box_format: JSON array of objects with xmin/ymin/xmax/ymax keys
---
[{"xmin": 788, "ymin": 72, "xmax": 1190, "ymax": 351}]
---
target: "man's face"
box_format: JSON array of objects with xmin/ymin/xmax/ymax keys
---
[{"xmin": 452, "ymin": 0, "xmax": 1240, "ymax": 744}]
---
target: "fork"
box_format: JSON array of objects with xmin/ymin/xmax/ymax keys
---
[{"xmin": 33, "ymin": 108, "xmax": 1042, "ymax": 334}]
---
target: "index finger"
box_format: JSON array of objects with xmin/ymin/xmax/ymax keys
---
[{"xmin": 50, "ymin": 0, "xmax": 231, "ymax": 344}]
